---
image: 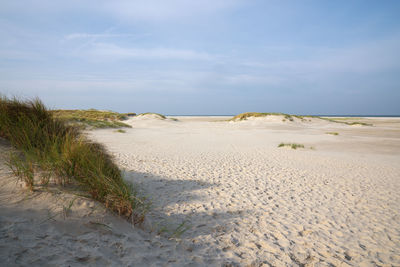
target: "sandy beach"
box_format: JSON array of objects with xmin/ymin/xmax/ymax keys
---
[{"xmin": 1, "ymin": 115, "xmax": 400, "ymax": 266}]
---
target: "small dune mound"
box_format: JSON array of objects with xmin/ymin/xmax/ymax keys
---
[
  {"xmin": 137, "ymin": 113, "xmax": 167, "ymax": 120},
  {"xmin": 230, "ymin": 112, "xmax": 305, "ymax": 123},
  {"xmin": 131, "ymin": 113, "xmax": 178, "ymax": 122}
]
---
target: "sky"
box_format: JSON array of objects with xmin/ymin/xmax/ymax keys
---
[{"xmin": 1, "ymin": 0, "xmax": 400, "ymax": 115}]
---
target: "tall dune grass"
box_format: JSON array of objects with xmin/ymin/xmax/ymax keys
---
[
  {"xmin": 0, "ymin": 96, "xmax": 146, "ymax": 223},
  {"xmin": 51, "ymin": 109, "xmax": 133, "ymax": 129}
]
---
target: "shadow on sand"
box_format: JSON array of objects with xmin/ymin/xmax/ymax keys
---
[{"xmin": 122, "ymin": 169, "xmax": 250, "ymax": 240}]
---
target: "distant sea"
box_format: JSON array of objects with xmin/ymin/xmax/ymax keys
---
[{"xmin": 167, "ymin": 114, "xmax": 400, "ymax": 117}]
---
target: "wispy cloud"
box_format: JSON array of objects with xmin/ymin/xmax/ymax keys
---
[
  {"xmin": 86, "ymin": 43, "xmax": 214, "ymax": 61},
  {"xmin": 0, "ymin": 0, "xmax": 242, "ymax": 22},
  {"xmin": 239, "ymin": 37, "xmax": 400, "ymax": 75},
  {"xmin": 101, "ymin": 0, "xmax": 242, "ymax": 22},
  {"xmin": 64, "ymin": 33, "xmax": 140, "ymax": 41}
]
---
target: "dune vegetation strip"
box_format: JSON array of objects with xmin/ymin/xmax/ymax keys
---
[
  {"xmin": 231, "ymin": 112, "xmax": 299, "ymax": 121},
  {"xmin": 0, "ymin": 97, "xmax": 147, "ymax": 223},
  {"xmin": 137, "ymin": 112, "xmax": 167, "ymax": 119},
  {"xmin": 51, "ymin": 109, "xmax": 134, "ymax": 129},
  {"xmin": 319, "ymin": 117, "xmax": 373, "ymax": 126},
  {"xmin": 278, "ymin": 143, "xmax": 305, "ymax": 149},
  {"xmin": 231, "ymin": 112, "xmax": 373, "ymax": 126}
]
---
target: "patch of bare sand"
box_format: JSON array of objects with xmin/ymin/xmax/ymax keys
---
[
  {"xmin": 90, "ymin": 116, "xmax": 400, "ymax": 266},
  {"xmin": 0, "ymin": 140, "xmax": 207, "ymax": 266},
  {"xmin": 1, "ymin": 116, "xmax": 400, "ymax": 266}
]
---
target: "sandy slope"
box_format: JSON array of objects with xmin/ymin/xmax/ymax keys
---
[
  {"xmin": 0, "ymin": 140, "xmax": 200, "ymax": 266},
  {"xmin": 1, "ymin": 116, "xmax": 400, "ymax": 266}
]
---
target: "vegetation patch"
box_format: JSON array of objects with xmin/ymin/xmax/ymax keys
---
[
  {"xmin": 231, "ymin": 112, "xmax": 301, "ymax": 121},
  {"xmin": 138, "ymin": 112, "xmax": 167, "ymax": 119},
  {"xmin": 51, "ymin": 109, "xmax": 132, "ymax": 129},
  {"xmin": 0, "ymin": 96, "xmax": 147, "ymax": 224},
  {"xmin": 114, "ymin": 129, "xmax": 126, "ymax": 133},
  {"xmin": 232, "ymin": 112, "xmax": 372, "ymax": 126},
  {"xmin": 278, "ymin": 143, "xmax": 305, "ymax": 149},
  {"xmin": 326, "ymin": 132, "xmax": 339, "ymax": 135},
  {"xmin": 319, "ymin": 117, "xmax": 372, "ymax": 126}
]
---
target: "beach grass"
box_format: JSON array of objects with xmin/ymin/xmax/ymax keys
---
[
  {"xmin": 0, "ymin": 96, "xmax": 146, "ymax": 223},
  {"xmin": 138, "ymin": 112, "xmax": 167, "ymax": 119},
  {"xmin": 115, "ymin": 129, "xmax": 127, "ymax": 133},
  {"xmin": 232, "ymin": 112, "xmax": 372, "ymax": 126},
  {"xmin": 232, "ymin": 112, "xmax": 297, "ymax": 121},
  {"xmin": 319, "ymin": 117, "xmax": 372, "ymax": 126},
  {"xmin": 278, "ymin": 143, "xmax": 305, "ymax": 149},
  {"xmin": 326, "ymin": 132, "xmax": 339, "ymax": 135},
  {"xmin": 51, "ymin": 109, "xmax": 132, "ymax": 129}
]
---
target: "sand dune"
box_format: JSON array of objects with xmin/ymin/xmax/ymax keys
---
[{"xmin": 1, "ymin": 116, "xmax": 400, "ymax": 266}]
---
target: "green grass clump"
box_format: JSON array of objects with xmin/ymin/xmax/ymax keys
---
[
  {"xmin": 51, "ymin": 109, "xmax": 132, "ymax": 129},
  {"xmin": 138, "ymin": 112, "xmax": 167, "ymax": 119},
  {"xmin": 278, "ymin": 143, "xmax": 305, "ymax": 149},
  {"xmin": 326, "ymin": 132, "xmax": 339, "ymax": 135},
  {"xmin": 0, "ymin": 97, "xmax": 146, "ymax": 223},
  {"xmin": 231, "ymin": 112, "xmax": 306, "ymax": 122},
  {"xmin": 115, "ymin": 129, "xmax": 126, "ymax": 133}
]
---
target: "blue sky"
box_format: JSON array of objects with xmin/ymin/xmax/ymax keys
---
[{"xmin": 1, "ymin": 0, "xmax": 399, "ymax": 115}]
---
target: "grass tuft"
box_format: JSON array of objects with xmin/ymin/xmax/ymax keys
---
[
  {"xmin": 0, "ymin": 96, "xmax": 146, "ymax": 223},
  {"xmin": 326, "ymin": 132, "xmax": 339, "ymax": 135},
  {"xmin": 278, "ymin": 143, "xmax": 305, "ymax": 149}
]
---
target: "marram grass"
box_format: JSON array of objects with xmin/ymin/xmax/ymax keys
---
[
  {"xmin": 326, "ymin": 132, "xmax": 339, "ymax": 135},
  {"xmin": 138, "ymin": 112, "xmax": 167, "ymax": 119},
  {"xmin": 51, "ymin": 109, "xmax": 132, "ymax": 129},
  {"xmin": 278, "ymin": 143, "xmax": 305, "ymax": 149},
  {"xmin": 231, "ymin": 112, "xmax": 373, "ymax": 126},
  {"xmin": 0, "ymin": 96, "xmax": 146, "ymax": 223},
  {"xmin": 231, "ymin": 112, "xmax": 297, "ymax": 121}
]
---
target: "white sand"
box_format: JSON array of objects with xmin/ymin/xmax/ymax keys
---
[{"xmin": 1, "ymin": 116, "xmax": 400, "ymax": 266}]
